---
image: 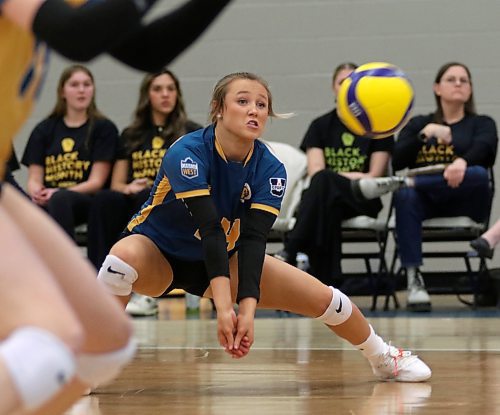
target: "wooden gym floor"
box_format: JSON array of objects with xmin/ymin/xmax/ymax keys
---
[{"xmin": 66, "ymin": 296, "xmax": 500, "ymax": 415}]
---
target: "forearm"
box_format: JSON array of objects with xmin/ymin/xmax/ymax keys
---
[
  {"xmin": 340, "ymin": 171, "xmax": 365, "ymax": 180},
  {"xmin": 67, "ymin": 180, "xmax": 102, "ymax": 194},
  {"xmin": 32, "ymin": 0, "xmax": 157, "ymax": 61},
  {"xmin": 109, "ymin": 0, "xmax": 232, "ymax": 71},
  {"xmin": 461, "ymin": 142, "xmax": 494, "ymax": 166},
  {"xmin": 210, "ymin": 276, "xmax": 233, "ymax": 312},
  {"xmin": 183, "ymin": 196, "xmax": 230, "ymax": 279},
  {"xmin": 27, "ymin": 178, "xmax": 43, "ymax": 197},
  {"xmin": 238, "ymin": 297, "xmax": 257, "ymax": 322},
  {"xmin": 110, "ymin": 182, "xmax": 129, "ymax": 194},
  {"xmin": 237, "ymin": 209, "xmax": 276, "ymax": 303}
]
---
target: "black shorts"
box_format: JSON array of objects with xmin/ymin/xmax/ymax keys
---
[
  {"xmin": 120, "ymin": 230, "xmax": 211, "ymax": 297},
  {"xmin": 162, "ymin": 251, "xmax": 211, "ymax": 297}
]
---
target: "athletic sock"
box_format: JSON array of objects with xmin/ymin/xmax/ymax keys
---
[{"xmin": 355, "ymin": 325, "xmax": 390, "ymax": 361}]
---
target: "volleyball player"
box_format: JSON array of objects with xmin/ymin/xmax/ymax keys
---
[{"xmin": 98, "ymin": 72, "xmax": 432, "ymax": 381}]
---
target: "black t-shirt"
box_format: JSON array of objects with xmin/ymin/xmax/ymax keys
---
[
  {"xmin": 22, "ymin": 116, "xmax": 119, "ymax": 188},
  {"xmin": 393, "ymin": 113, "xmax": 498, "ymax": 171},
  {"xmin": 300, "ymin": 110, "xmax": 394, "ymax": 173},
  {"xmin": 116, "ymin": 120, "xmax": 202, "ymax": 184}
]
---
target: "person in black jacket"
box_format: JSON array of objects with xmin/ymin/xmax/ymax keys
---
[{"xmin": 353, "ymin": 62, "xmax": 498, "ymax": 312}]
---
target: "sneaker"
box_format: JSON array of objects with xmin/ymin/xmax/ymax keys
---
[
  {"xmin": 370, "ymin": 345, "xmax": 432, "ymax": 382},
  {"xmin": 407, "ymin": 271, "xmax": 431, "ymax": 312},
  {"xmin": 351, "ymin": 176, "xmax": 408, "ymax": 201},
  {"xmin": 126, "ymin": 294, "xmax": 159, "ymax": 317},
  {"xmin": 470, "ymin": 237, "xmax": 494, "ymax": 259}
]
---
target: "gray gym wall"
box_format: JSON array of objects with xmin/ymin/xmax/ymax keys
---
[{"xmin": 13, "ymin": 0, "xmax": 500, "ymax": 268}]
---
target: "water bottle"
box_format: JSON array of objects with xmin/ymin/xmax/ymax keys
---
[
  {"xmin": 296, "ymin": 252, "xmax": 310, "ymax": 271},
  {"xmin": 185, "ymin": 292, "xmax": 200, "ymax": 311}
]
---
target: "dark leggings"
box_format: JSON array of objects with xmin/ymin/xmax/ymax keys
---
[
  {"xmin": 285, "ymin": 169, "xmax": 382, "ymax": 285},
  {"xmin": 46, "ymin": 189, "xmax": 93, "ymax": 240},
  {"xmin": 86, "ymin": 188, "xmax": 150, "ymax": 269}
]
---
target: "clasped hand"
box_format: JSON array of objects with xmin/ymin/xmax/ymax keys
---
[
  {"xmin": 422, "ymin": 123, "xmax": 452, "ymax": 145},
  {"xmin": 444, "ymin": 158, "xmax": 467, "ymax": 188},
  {"xmin": 217, "ymin": 298, "xmax": 256, "ymax": 359}
]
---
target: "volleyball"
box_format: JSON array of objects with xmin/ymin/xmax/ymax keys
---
[{"xmin": 337, "ymin": 62, "xmax": 414, "ymax": 139}]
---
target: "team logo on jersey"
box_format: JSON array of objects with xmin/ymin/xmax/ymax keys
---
[
  {"xmin": 240, "ymin": 183, "xmax": 252, "ymax": 202},
  {"xmin": 180, "ymin": 157, "xmax": 199, "ymax": 179},
  {"xmin": 152, "ymin": 136, "xmax": 165, "ymax": 149},
  {"xmin": 61, "ymin": 138, "xmax": 75, "ymax": 153},
  {"xmin": 269, "ymin": 178, "xmax": 286, "ymax": 197},
  {"xmin": 341, "ymin": 132, "xmax": 355, "ymax": 147}
]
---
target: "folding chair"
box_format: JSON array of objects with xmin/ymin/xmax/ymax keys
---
[
  {"xmin": 265, "ymin": 140, "xmax": 394, "ymax": 309},
  {"xmin": 341, "ymin": 200, "xmax": 396, "ymax": 311},
  {"xmin": 264, "ymin": 141, "xmax": 308, "ymax": 240}
]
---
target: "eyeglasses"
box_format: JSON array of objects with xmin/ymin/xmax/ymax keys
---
[{"xmin": 442, "ymin": 76, "xmax": 470, "ymax": 85}]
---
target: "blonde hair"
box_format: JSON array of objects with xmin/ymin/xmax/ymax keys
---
[{"xmin": 209, "ymin": 72, "xmax": 291, "ymax": 123}]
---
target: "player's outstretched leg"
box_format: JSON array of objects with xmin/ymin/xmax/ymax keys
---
[
  {"xmin": 1, "ymin": 185, "xmax": 135, "ymax": 415},
  {"xmin": 254, "ymin": 255, "xmax": 431, "ymax": 382}
]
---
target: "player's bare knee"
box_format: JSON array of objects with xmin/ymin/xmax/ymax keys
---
[
  {"xmin": 0, "ymin": 327, "xmax": 77, "ymax": 410},
  {"xmin": 315, "ymin": 286, "xmax": 353, "ymax": 326},
  {"xmin": 76, "ymin": 337, "xmax": 137, "ymax": 388},
  {"xmin": 97, "ymin": 254, "xmax": 138, "ymax": 296}
]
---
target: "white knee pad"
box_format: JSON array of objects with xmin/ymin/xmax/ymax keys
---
[
  {"xmin": 316, "ymin": 286, "xmax": 353, "ymax": 326},
  {"xmin": 0, "ymin": 327, "xmax": 76, "ymax": 409},
  {"xmin": 76, "ymin": 337, "xmax": 136, "ymax": 387},
  {"xmin": 97, "ymin": 255, "xmax": 138, "ymax": 296}
]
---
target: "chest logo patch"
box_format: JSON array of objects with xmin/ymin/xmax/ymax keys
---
[
  {"xmin": 180, "ymin": 157, "xmax": 199, "ymax": 179},
  {"xmin": 152, "ymin": 136, "xmax": 165, "ymax": 149},
  {"xmin": 341, "ymin": 132, "xmax": 355, "ymax": 147},
  {"xmin": 269, "ymin": 178, "xmax": 286, "ymax": 197},
  {"xmin": 240, "ymin": 183, "xmax": 252, "ymax": 202},
  {"xmin": 61, "ymin": 137, "xmax": 75, "ymax": 153}
]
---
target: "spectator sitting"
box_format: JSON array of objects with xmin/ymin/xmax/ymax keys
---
[
  {"xmin": 87, "ymin": 68, "xmax": 201, "ymax": 316},
  {"xmin": 274, "ymin": 62, "xmax": 394, "ymax": 288},
  {"xmin": 352, "ymin": 62, "xmax": 498, "ymax": 312},
  {"xmin": 21, "ymin": 64, "xmax": 119, "ymax": 240}
]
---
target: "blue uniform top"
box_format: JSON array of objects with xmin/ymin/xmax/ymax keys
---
[{"xmin": 128, "ymin": 124, "xmax": 287, "ymax": 261}]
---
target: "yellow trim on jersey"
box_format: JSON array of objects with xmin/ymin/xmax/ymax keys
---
[
  {"xmin": 214, "ymin": 136, "xmax": 254, "ymax": 166},
  {"xmin": 214, "ymin": 138, "xmax": 227, "ymax": 162},
  {"xmin": 176, "ymin": 189, "xmax": 210, "ymax": 199},
  {"xmin": 127, "ymin": 176, "xmax": 172, "ymax": 231},
  {"xmin": 243, "ymin": 144, "xmax": 254, "ymax": 167},
  {"xmin": 251, "ymin": 203, "xmax": 279, "ymax": 216}
]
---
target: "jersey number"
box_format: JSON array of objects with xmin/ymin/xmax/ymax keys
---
[
  {"xmin": 194, "ymin": 218, "xmax": 240, "ymax": 251},
  {"xmin": 221, "ymin": 218, "xmax": 240, "ymax": 251}
]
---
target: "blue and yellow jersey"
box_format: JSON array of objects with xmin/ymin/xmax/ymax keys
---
[
  {"xmin": 0, "ymin": 17, "xmax": 49, "ymax": 178},
  {"xmin": 128, "ymin": 125, "xmax": 287, "ymax": 261}
]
